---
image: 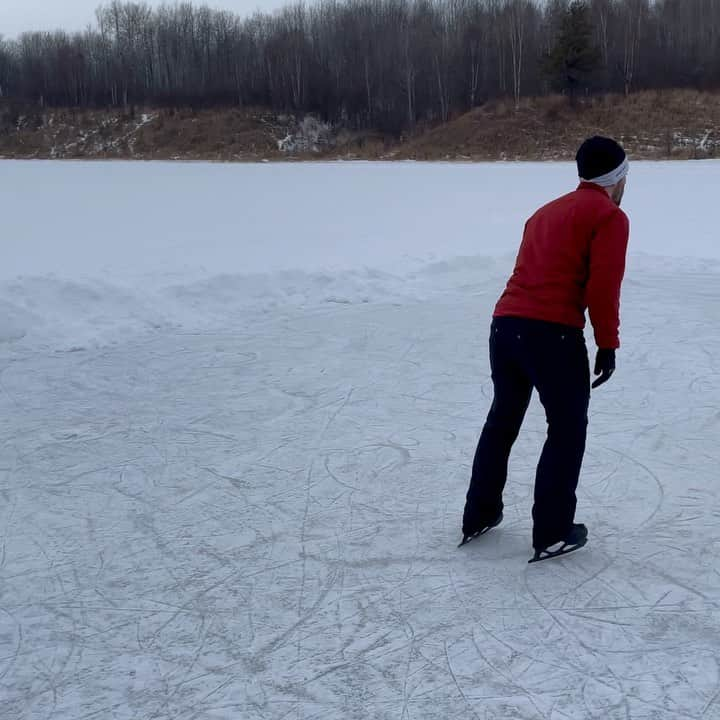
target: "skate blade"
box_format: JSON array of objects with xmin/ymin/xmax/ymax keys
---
[
  {"xmin": 458, "ymin": 534, "xmax": 485, "ymax": 548},
  {"xmin": 528, "ymin": 538, "xmax": 587, "ymax": 564},
  {"xmin": 458, "ymin": 515, "xmax": 503, "ymax": 548}
]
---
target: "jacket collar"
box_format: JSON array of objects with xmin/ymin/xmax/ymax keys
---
[{"xmin": 577, "ymin": 181, "xmax": 610, "ymax": 195}]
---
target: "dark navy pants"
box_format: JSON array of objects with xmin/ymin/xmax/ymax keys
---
[{"xmin": 463, "ymin": 317, "xmax": 591, "ymax": 549}]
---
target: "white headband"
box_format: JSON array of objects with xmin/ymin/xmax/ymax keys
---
[{"xmin": 581, "ymin": 156, "xmax": 629, "ymax": 187}]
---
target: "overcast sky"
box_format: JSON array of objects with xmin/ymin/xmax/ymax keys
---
[{"xmin": 1, "ymin": 0, "xmax": 287, "ymax": 39}]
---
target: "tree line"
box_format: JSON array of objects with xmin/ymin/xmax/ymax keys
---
[{"xmin": 1, "ymin": 0, "xmax": 719, "ymax": 135}]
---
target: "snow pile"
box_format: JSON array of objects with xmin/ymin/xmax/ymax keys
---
[
  {"xmin": 0, "ymin": 298, "xmax": 34, "ymax": 343},
  {"xmin": 0, "ymin": 261, "xmax": 509, "ymax": 350},
  {"xmin": 2, "ymin": 276, "xmax": 170, "ymax": 349}
]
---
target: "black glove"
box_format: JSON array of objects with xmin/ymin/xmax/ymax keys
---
[{"xmin": 592, "ymin": 348, "xmax": 616, "ymax": 389}]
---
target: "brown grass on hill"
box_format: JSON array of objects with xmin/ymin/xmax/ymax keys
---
[
  {"xmin": 0, "ymin": 105, "xmax": 290, "ymax": 161},
  {"xmin": 394, "ymin": 90, "xmax": 720, "ymax": 161},
  {"xmin": 1, "ymin": 90, "xmax": 719, "ymax": 162},
  {"xmin": 133, "ymin": 108, "xmax": 281, "ymax": 160}
]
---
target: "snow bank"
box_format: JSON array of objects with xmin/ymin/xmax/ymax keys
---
[{"xmin": 0, "ymin": 299, "xmax": 35, "ymax": 343}]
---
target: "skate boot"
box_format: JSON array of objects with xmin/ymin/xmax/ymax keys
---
[{"xmin": 529, "ymin": 524, "xmax": 588, "ymax": 563}]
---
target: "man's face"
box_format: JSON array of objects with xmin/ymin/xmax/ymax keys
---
[{"xmin": 611, "ymin": 177, "xmax": 627, "ymax": 207}]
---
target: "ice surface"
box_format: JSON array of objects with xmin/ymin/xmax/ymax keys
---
[{"xmin": 2, "ymin": 160, "xmax": 720, "ymax": 719}]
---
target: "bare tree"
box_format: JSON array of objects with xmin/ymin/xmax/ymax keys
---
[
  {"xmin": 622, "ymin": 0, "xmax": 647, "ymax": 95},
  {"xmin": 507, "ymin": 0, "xmax": 530, "ymax": 109}
]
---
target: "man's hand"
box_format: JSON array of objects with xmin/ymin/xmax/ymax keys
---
[{"xmin": 592, "ymin": 348, "xmax": 616, "ymax": 389}]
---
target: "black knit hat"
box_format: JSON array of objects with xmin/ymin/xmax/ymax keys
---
[{"xmin": 576, "ymin": 136, "xmax": 627, "ymax": 181}]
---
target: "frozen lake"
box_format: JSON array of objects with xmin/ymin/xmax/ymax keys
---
[{"xmin": 2, "ymin": 160, "xmax": 720, "ymax": 719}]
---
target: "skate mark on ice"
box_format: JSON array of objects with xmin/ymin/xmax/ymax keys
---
[
  {"xmin": 322, "ymin": 452, "xmax": 360, "ymax": 492},
  {"xmin": 0, "ymin": 608, "xmax": 22, "ymax": 683},
  {"xmin": 200, "ymin": 465, "xmax": 249, "ymax": 490},
  {"xmin": 444, "ymin": 640, "xmax": 482, "ymax": 720},
  {"xmin": 601, "ymin": 445, "xmax": 665, "ymax": 530},
  {"xmin": 469, "ymin": 624, "xmax": 555, "ymax": 719},
  {"xmin": 258, "ymin": 567, "xmax": 340, "ymax": 660}
]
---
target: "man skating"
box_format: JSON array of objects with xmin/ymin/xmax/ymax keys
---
[{"xmin": 460, "ymin": 136, "xmax": 630, "ymax": 563}]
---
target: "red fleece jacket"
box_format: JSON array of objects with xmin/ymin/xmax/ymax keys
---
[{"xmin": 494, "ymin": 182, "xmax": 630, "ymax": 349}]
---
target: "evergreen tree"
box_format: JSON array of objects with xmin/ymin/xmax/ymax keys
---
[{"xmin": 544, "ymin": 1, "xmax": 600, "ymax": 102}]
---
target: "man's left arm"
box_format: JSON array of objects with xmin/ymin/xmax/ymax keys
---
[{"xmin": 587, "ymin": 210, "xmax": 630, "ymax": 387}]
